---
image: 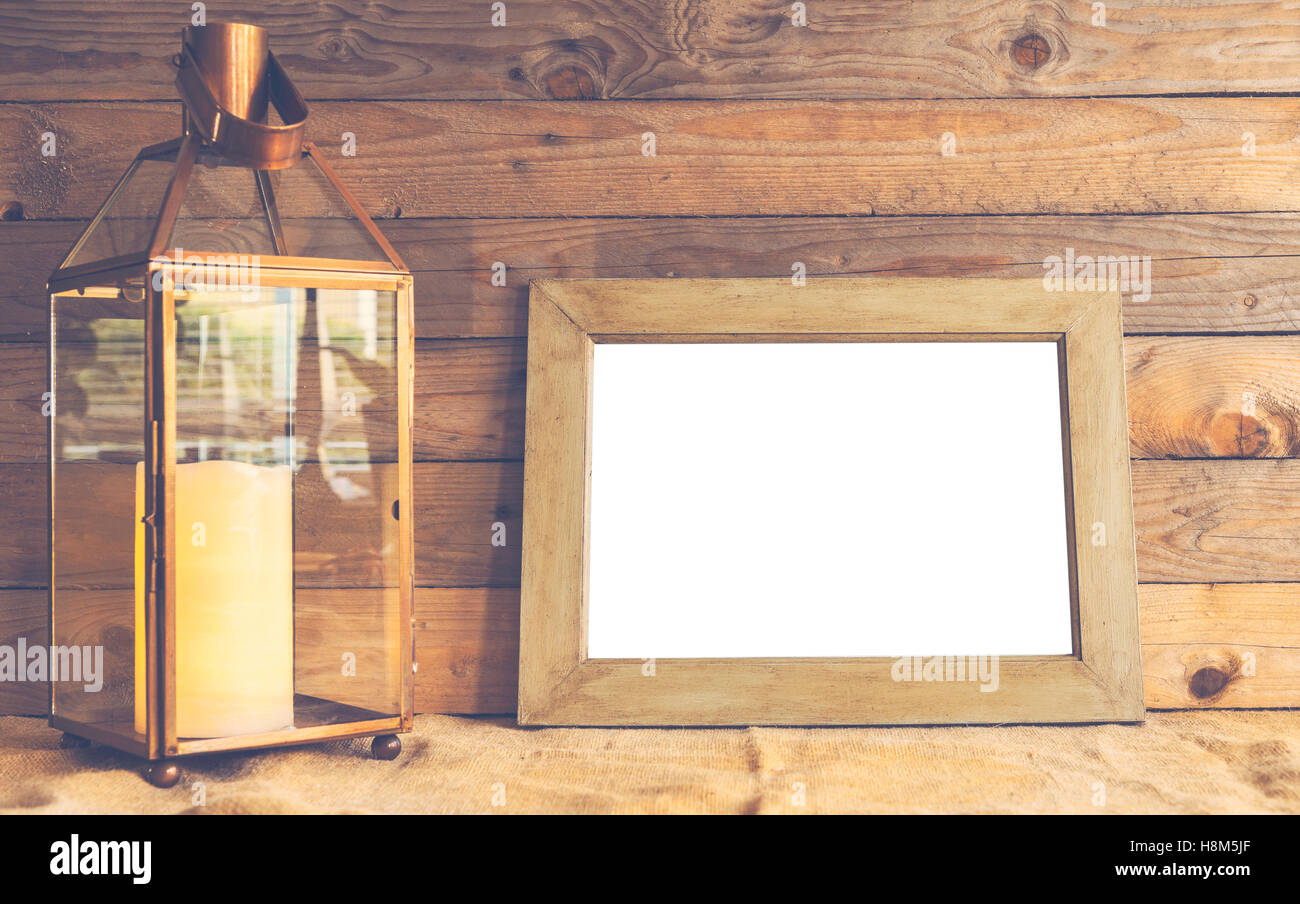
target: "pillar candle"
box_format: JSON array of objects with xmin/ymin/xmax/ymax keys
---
[{"xmin": 135, "ymin": 459, "xmax": 294, "ymax": 738}]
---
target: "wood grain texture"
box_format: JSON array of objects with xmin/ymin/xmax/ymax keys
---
[
  {"xmin": 280, "ymin": 460, "xmax": 525, "ymax": 589},
  {"xmin": 0, "ymin": 589, "xmax": 47, "ymax": 714},
  {"xmin": 0, "ymin": 341, "xmax": 45, "ymax": 464},
  {"xmin": 0, "ymin": 339, "xmax": 516, "ymax": 464},
  {"xmin": 415, "ymin": 588, "xmax": 520, "ymax": 713},
  {"xmin": 0, "ymin": 465, "xmax": 51, "ymax": 588},
  {"xmin": 0, "ymin": 461, "xmax": 523, "ymax": 589},
  {"xmin": 1128, "ymin": 337, "xmax": 1300, "ymax": 459},
  {"xmin": 3, "ymin": 0, "xmax": 1298, "ymax": 720},
  {"xmin": 406, "ymin": 334, "xmax": 1300, "ymax": 462},
  {"xmin": 518, "ymin": 288, "xmax": 594, "ymax": 717},
  {"xmin": 295, "ymin": 588, "xmax": 403, "ymax": 713},
  {"xmin": 4, "ymin": 99, "xmax": 1298, "ymax": 219},
  {"xmin": 408, "ymin": 334, "xmax": 1300, "ymax": 462},
  {"xmin": 414, "ymin": 462, "xmax": 523, "ymax": 587},
  {"xmin": 538, "ymin": 275, "xmax": 1100, "ymax": 334},
  {"xmin": 1141, "ymin": 583, "xmax": 1300, "ymax": 709},
  {"xmin": 450, "ymin": 459, "xmax": 1296, "ymax": 589},
  {"xmin": 415, "ymin": 340, "xmax": 526, "ymax": 461},
  {"xmin": 5, "ymin": 459, "xmax": 1299, "ymax": 590},
  {"xmin": 3, "ymin": 333, "xmax": 1263, "ymax": 464},
  {"xmin": 1, "ymin": 1, "xmax": 1295, "ymax": 101},
  {"xmin": 6, "ymin": 215, "xmax": 1299, "ymax": 340},
  {"xmin": 11, "ymin": 582, "xmax": 1300, "ymax": 717},
  {"xmin": 1064, "ymin": 286, "xmax": 1143, "ymax": 715},
  {"xmin": 1134, "ymin": 460, "xmax": 1300, "ymax": 584},
  {"xmin": 400, "ymin": 583, "xmax": 1300, "ymax": 715}
]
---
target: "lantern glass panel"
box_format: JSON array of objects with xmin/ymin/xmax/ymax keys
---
[
  {"xmin": 49, "ymin": 287, "xmax": 148, "ymax": 744},
  {"xmin": 62, "ymin": 158, "xmax": 177, "ymax": 269},
  {"xmin": 170, "ymin": 282, "xmax": 401, "ymax": 740},
  {"xmin": 266, "ymin": 155, "xmax": 394, "ymax": 262},
  {"xmin": 171, "ymin": 157, "xmax": 277, "ymax": 256}
]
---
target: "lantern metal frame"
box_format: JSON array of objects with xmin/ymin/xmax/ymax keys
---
[{"xmin": 46, "ymin": 29, "xmax": 415, "ymax": 777}]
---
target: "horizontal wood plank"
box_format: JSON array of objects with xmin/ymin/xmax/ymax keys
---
[
  {"xmin": 409, "ymin": 458, "xmax": 1300, "ymax": 587},
  {"xmin": 415, "ymin": 588, "xmax": 520, "ymax": 713},
  {"xmin": 1127, "ymin": 337, "xmax": 1300, "ymax": 459},
  {"xmin": 0, "ymin": 339, "xmax": 408, "ymax": 465},
  {"xmin": 1141, "ymin": 583, "xmax": 1300, "ymax": 709},
  {"xmin": 11, "ymin": 582, "xmax": 1300, "ymax": 716},
  {"xmin": 4, "ymin": 459, "xmax": 1296, "ymax": 588},
  {"xmin": 3, "ymin": 99, "xmax": 1298, "ymax": 220},
  {"xmin": 387, "ymin": 214, "xmax": 1300, "ymax": 338},
  {"xmin": 22, "ymin": 334, "xmax": 1289, "ymax": 464},
  {"xmin": 0, "ymin": 589, "xmax": 47, "ymax": 714},
  {"xmin": 295, "ymin": 588, "xmax": 403, "ymax": 713},
  {"xmin": 424, "ymin": 583, "xmax": 1300, "ymax": 714},
  {"xmin": 18, "ymin": 581, "xmax": 1300, "ymax": 716},
  {"xmin": 0, "ymin": 465, "xmax": 49, "ymax": 588},
  {"xmin": 406, "ymin": 335, "xmax": 1300, "ymax": 461},
  {"xmin": 414, "ymin": 340, "xmax": 526, "ymax": 461},
  {"xmin": 25, "ymin": 333, "xmax": 1300, "ymax": 463},
  {"xmin": 1134, "ymin": 460, "xmax": 1300, "ymax": 583},
  {"xmin": 5, "ymin": 215, "xmax": 1300, "ymax": 342},
  {"xmin": 0, "ymin": 460, "xmax": 523, "ymax": 588},
  {"xmin": 1, "ymin": 1, "xmax": 1294, "ymax": 101},
  {"xmin": 418, "ymin": 335, "xmax": 1300, "ymax": 462},
  {"xmin": 412, "ymin": 462, "xmax": 523, "ymax": 587}
]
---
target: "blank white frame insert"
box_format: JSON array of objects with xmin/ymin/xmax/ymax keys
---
[{"xmin": 585, "ymin": 341, "xmax": 1074, "ymax": 659}]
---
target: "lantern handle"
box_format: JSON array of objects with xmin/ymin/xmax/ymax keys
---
[{"xmin": 174, "ymin": 26, "xmax": 309, "ymax": 170}]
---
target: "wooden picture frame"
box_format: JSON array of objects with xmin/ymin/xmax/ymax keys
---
[{"xmin": 519, "ymin": 278, "xmax": 1143, "ymax": 726}]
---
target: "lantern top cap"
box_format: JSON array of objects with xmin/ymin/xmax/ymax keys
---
[
  {"xmin": 177, "ymin": 21, "xmax": 308, "ymax": 170},
  {"xmin": 183, "ymin": 22, "xmax": 270, "ymax": 122},
  {"xmin": 48, "ymin": 24, "xmax": 406, "ymax": 290}
]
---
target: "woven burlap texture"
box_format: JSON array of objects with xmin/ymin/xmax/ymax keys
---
[{"xmin": 2, "ymin": 710, "xmax": 1296, "ymax": 814}]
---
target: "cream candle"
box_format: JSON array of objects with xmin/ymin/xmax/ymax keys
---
[{"xmin": 134, "ymin": 459, "xmax": 294, "ymax": 738}]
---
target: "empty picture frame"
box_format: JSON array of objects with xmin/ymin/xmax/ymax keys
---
[{"xmin": 518, "ymin": 278, "xmax": 1143, "ymax": 726}]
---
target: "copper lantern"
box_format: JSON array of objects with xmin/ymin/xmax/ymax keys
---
[{"xmin": 46, "ymin": 23, "xmax": 414, "ymax": 786}]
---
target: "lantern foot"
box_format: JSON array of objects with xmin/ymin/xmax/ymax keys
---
[
  {"xmin": 145, "ymin": 760, "xmax": 181, "ymax": 788},
  {"xmin": 59, "ymin": 732, "xmax": 91, "ymax": 749},
  {"xmin": 371, "ymin": 734, "xmax": 402, "ymax": 760}
]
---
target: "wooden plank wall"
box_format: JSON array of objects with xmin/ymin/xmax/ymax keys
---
[{"xmin": 2, "ymin": 1, "xmax": 1298, "ymax": 715}]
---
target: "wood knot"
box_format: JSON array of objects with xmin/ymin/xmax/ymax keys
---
[
  {"xmin": 1237, "ymin": 413, "xmax": 1268, "ymax": 456},
  {"xmin": 1011, "ymin": 32, "xmax": 1051, "ymax": 69},
  {"xmin": 319, "ymin": 36, "xmax": 350, "ymax": 60},
  {"xmin": 542, "ymin": 65, "xmax": 599, "ymax": 100},
  {"xmin": 1185, "ymin": 650, "xmax": 1241, "ymax": 701},
  {"xmin": 1189, "ymin": 666, "xmax": 1232, "ymax": 699},
  {"xmin": 1207, "ymin": 410, "xmax": 1254, "ymax": 456},
  {"xmin": 102, "ymin": 624, "xmax": 132, "ymax": 655},
  {"xmin": 0, "ymin": 200, "xmax": 23, "ymax": 221},
  {"xmin": 1209, "ymin": 409, "xmax": 1270, "ymax": 457},
  {"xmin": 1243, "ymin": 293, "xmax": 1258, "ymax": 308},
  {"xmin": 518, "ymin": 38, "xmax": 611, "ymax": 99}
]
